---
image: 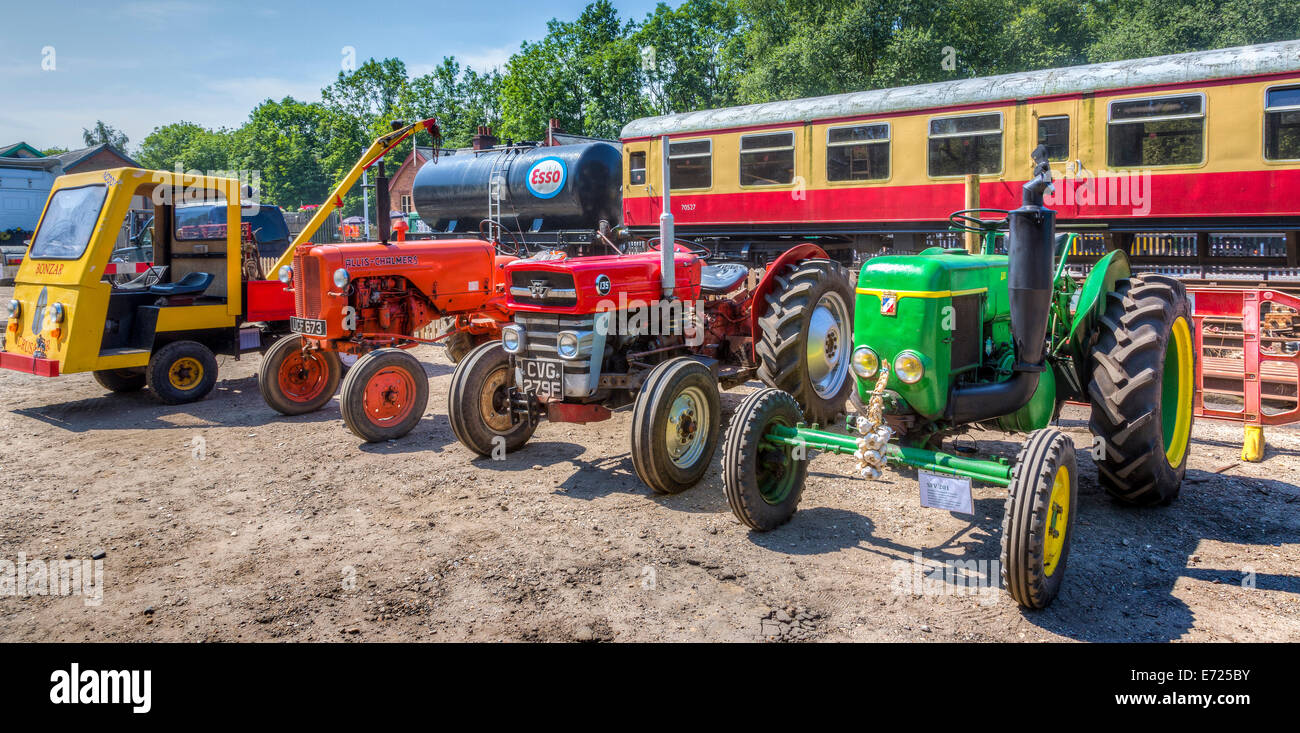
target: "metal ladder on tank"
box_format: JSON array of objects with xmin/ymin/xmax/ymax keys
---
[{"xmin": 487, "ymin": 149, "xmax": 512, "ymax": 245}]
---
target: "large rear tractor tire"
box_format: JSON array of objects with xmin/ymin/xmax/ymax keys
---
[
  {"xmin": 1088, "ymin": 274, "xmax": 1195, "ymax": 506},
  {"xmin": 259, "ymin": 335, "xmax": 341, "ymax": 415},
  {"xmin": 448, "ymin": 341, "xmax": 536, "ymax": 457},
  {"xmin": 631, "ymin": 357, "xmax": 721, "ymax": 494},
  {"xmin": 339, "ymin": 348, "xmax": 428, "ymax": 442},
  {"xmin": 722, "ymin": 388, "xmax": 810, "ymax": 530},
  {"xmin": 1001, "ymin": 428, "xmax": 1078, "ymax": 609},
  {"xmin": 146, "ymin": 341, "xmax": 218, "ymax": 405},
  {"xmin": 756, "ymin": 258, "xmax": 854, "ymax": 426},
  {"xmin": 445, "ymin": 330, "xmax": 493, "ymax": 364},
  {"xmin": 93, "ymin": 368, "xmax": 146, "ymax": 393}
]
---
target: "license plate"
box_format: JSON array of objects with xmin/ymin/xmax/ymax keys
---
[
  {"xmin": 520, "ymin": 358, "xmax": 563, "ymax": 398},
  {"xmin": 290, "ymin": 317, "xmax": 326, "ymax": 336}
]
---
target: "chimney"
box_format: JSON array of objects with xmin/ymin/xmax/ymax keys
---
[
  {"xmin": 472, "ymin": 126, "xmax": 498, "ymax": 151},
  {"xmin": 547, "ymin": 118, "xmax": 562, "ymax": 146}
]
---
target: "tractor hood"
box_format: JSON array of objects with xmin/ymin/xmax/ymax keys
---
[{"xmin": 504, "ymin": 249, "xmax": 701, "ymax": 315}]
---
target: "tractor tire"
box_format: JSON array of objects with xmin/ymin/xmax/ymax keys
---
[
  {"xmin": 448, "ymin": 341, "xmax": 536, "ymax": 457},
  {"xmin": 445, "ymin": 330, "xmax": 491, "ymax": 364},
  {"xmin": 756, "ymin": 258, "xmax": 854, "ymax": 426},
  {"xmin": 631, "ymin": 357, "xmax": 721, "ymax": 494},
  {"xmin": 146, "ymin": 341, "xmax": 218, "ymax": 405},
  {"xmin": 1001, "ymin": 428, "xmax": 1077, "ymax": 609},
  {"xmin": 259, "ymin": 335, "xmax": 341, "ymax": 416},
  {"xmin": 93, "ymin": 368, "xmax": 146, "ymax": 393},
  {"xmin": 722, "ymin": 388, "xmax": 810, "ymax": 530},
  {"xmin": 1087, "ymin": 274, "xmax": 1195, "ymax": 506},
  {"xmin": 339, "ymin": 348, "xmax": 428, "ymax": 442}
]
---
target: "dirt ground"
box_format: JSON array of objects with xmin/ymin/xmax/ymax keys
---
[{"xmin": 1, "ymin": 287, "xmax": 1298, "ymax": 642}]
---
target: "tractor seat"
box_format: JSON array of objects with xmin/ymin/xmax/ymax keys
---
[
  {"xmin": 149, "ymin": 271, "xmax": 213, "ymax": 297},
  {"xmin": 700, "ymin": 263, "xmax": 750, "ymax": 295}
]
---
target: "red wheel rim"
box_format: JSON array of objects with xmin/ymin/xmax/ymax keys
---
[
  {"xmin": 363, "ymin": 366, "xmax": 417, "ymax": 425},
  {"xmin": 278, "ymin": 348, "xmax": 330, "ymax": 403}
]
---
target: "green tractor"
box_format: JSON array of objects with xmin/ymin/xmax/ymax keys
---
[{"xmin": 722, "ymin": 149, "xmax": 1196, "ymax": 609}]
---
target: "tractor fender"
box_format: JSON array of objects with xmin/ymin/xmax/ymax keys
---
[
  {"xmin": 1066, "ymin": 248, "xmax": 1130, "ymax": 387},
  {"xmin": 748, "ymin": 243, "xmax": 830, "ymax": 360}
]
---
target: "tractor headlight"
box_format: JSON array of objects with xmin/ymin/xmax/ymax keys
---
[
  {"xmin": 501, "ymin": 325, "xmax": 524, "ymax": 354},
  {"xmin": 893, "ymin": 351, "xmax": 925, "ymax": 384},
  {"xmin": 333, "ymin": 268, "xmax": 350, "ymax": 289},
  {"xmin": 851, "ymin": 346, "xmax": 879, "ymax": 379},
  {"xmin": 5, "ymin": 299, "xmax": 18, "ymax": 319},
  {"xmin": 556, "ymin": 331, "xmax": 580, "ymax": 360},
  {"xmin": 278, "ymin": 265, "xmax": 293, "ymax": 284},
  {"xmin": 50, "ymin": 303, "xmax": 65, "ymax": 324}
]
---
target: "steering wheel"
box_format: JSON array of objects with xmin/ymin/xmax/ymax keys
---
[
  {"xmin": 948, "ymin": 208, "xmax": 1011, "ymax": 234},
  {"xmin": 480, "ymin": 219, "xmax": 524, "ymax": 256},
  {"xmin": 648, "ymin": 236, "xmax": 712, "ymax": 259}
]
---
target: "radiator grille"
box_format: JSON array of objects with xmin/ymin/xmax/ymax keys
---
[
  {"xmin": 510, "ymin": 271, "xmax": 577, "ymax": 306},
  {"xmin": 950, "ymin": 293, "xmax": 983, "ymax": 371}
]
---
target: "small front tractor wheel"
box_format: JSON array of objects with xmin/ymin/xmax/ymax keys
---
[
  {"xmin": 756, "ymin": 258, "xmax": 855, "ymax": 426},
  {"xmin": 631, "ymin": 357, "xmax": 721, "ymax": 494},
  {"xmin": 146, "ymin": 341, "xmax": 218, "ymax": 405},
  {"xmin": 445, "ymin": 330, "xmax": 492, "ymax": 364},
  {"xmin": 339, "ymin": 348, "xmax": 428, "ymax": 442},
  {"xmin": 1001, "ymin": 428, "xmax": 1078, "ymax": 609},
  {"xmin": 259, "ymin": 335, "xmax": 341, "ymax": 415},
  {"xmin": 723, "ymin": 388, "xmax": 810, "ymax": 530},
  {"xmin": 1088, "ymin": 274, "xmax": 1195, "ymax": 506},
  {"xmin": 448, "ymin": 341, "xmax": 536, "ymax": 457},
  {"xmin": 93, "ymin": 368, "xmax": 146, "ymax": 393}
]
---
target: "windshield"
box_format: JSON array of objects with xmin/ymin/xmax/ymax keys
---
[{"xmin": 29, "ymin": 185, "xmax": 108, "ymax": 260}]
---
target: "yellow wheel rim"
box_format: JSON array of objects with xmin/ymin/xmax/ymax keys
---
[
  {"xmin": 1043, "ymin": 464, "xmax": 1071, "ymax": 577},
  {"xmin": 168, "ymin": 357, "xmax": 204, "ymax": 390},
  {"xmin": 1163, "ymin": 316, "xmax": 1194, "ymax": 466}
]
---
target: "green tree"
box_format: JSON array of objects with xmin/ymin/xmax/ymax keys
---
[
  {"xmin": 230, "ymin": 97, "xmax": 333, "ymax": 210},
  {"xmin": 634, "ymin": 0, "xmax": 742, "ymax": 115},
  {"xmin": 82, "ymin": 120, "xmax": 128, "ymax": 149},
  {"xmin": 136, "ymin": 122, "xmax": 234, "ymax": 172},
  {"xmin": 1086, "ymin": 0, "xmax": 1300, "ymax": 61}
]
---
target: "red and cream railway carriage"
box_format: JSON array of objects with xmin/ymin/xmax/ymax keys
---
[{"xmin": 619, "ymin": 40, "xmax": 1300, "ymax": 285}]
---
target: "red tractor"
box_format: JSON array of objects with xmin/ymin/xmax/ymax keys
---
[
  {"xmin": 258, "ymin": 119, "xmax": 516, "ymax": 442},
  {"xmin": 447, "ymin": 224, "xmax": 855, "ymax": 494}
]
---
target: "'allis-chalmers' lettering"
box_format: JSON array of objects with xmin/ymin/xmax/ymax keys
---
[{"xmin": 343, "ymin": 255, "xmax": 418, "ymax": 268}]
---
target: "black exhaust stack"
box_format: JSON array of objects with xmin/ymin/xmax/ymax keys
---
[
  {"xmin": 946, "ymin": 147, "xmax": 1056, "ymax": 424},
  {"xmin": 376, "ymin": 160, "xmax": 391, "ymax": 244}
]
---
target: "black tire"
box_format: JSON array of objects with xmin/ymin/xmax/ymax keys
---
[
  {"xmin": 93, "ymin": 368, "xmax": 146, "ymax": 393},
  {"xmin": 339, "ymin": 348, "xmax": 428, "ymax": 442},
  {"xmin": 1001, "ymin": 428, "xmax": 1077, "ymax": 609},
  {"xmin": 448, "ymin": 341, "xmax": 536, "ymax": 456},
  {"xmin": 146, "ymin": 341, "xmax": 218, "ymax": 405},
  {"xmin": 1088, "ymin": 274, "xmax": 1195, "ymax": 506},
  {"xmin": 630, "ymin": 357, "xmax": 721, "ymax": 494},
  {"xmin": 258, "ymin": 335, "xmax": 341, "ymax": 416},
  {"xmin": 723, "ymin": 388, "xmax": 810, "ymax": 530},
  {"xmin": 756, "ymin": 258, "xmax": 854, "ymax": 426},
  {"xmin": 445, "ymin": 330, "xmax": 492, "ymax": 364}
]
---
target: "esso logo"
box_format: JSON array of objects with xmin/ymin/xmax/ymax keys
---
[{"xmin": 525, "ymin": 157, "xmax": 567, "ymax": 199}]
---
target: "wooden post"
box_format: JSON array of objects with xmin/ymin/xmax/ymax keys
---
[{"xmin": 964, "ymin": 174, "xmax": 980, "ymax": 253}]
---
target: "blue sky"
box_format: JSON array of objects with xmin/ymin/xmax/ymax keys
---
[{"xmin": 2, "ymin": 0, "xmax": 670, "ymax": 151}]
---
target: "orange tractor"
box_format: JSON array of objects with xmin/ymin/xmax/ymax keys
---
[{"xmin": 258, "ymin": 119, "xmax": 515, "ymax": 441}]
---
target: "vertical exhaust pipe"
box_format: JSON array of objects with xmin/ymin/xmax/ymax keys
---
[
  {"xmin": 946, "ymin": 147, "xmax": 1056, "ymax": 424},
  {"xmin": 660, "ymin": 135, "xmax": 675, "ymax": 299}
]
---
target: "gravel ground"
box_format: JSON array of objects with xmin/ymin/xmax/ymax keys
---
[{"xmin": 1, "ymin": 286, "xmax": 1297, "ymax": 642}]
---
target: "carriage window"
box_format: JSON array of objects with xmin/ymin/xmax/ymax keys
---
[
  {"xmin": 629, "ymin": 151, "xmax": 647, "ymax": 185},
  {"xmin": 739, "ymin": 131, "xmax": 795, "ymax": 186},
  {"xmin": 827, "ymin": 123, "xmax": 890, "ymax": 181},
  {"xmin": 1265, "ymin": 85, "xmax": 1300, "ymax": 161},
  {"xmin": 1037, "ymin": 116, "xmax": 1070, "ymax": 161},
  {"xmin": 927, "ymin": 113, "xmax": 1002, "ymax": 177},
  {"xmin": 668, "ymin": 139, "xmax": 711, "ymax": 190},
  {"xmin": 1107, "ymin": 94, "xmax": 1204, "ymax": 167}
]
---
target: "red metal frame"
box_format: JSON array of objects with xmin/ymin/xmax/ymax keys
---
[{"xmin": 1189, "ymin": 286, "xmax": 1300, "ymax": 426}]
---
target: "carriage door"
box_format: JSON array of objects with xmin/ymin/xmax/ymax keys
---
[{"xmin": 1026, "ymin": 99, "xmax": 1079, "ymax": 218}]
